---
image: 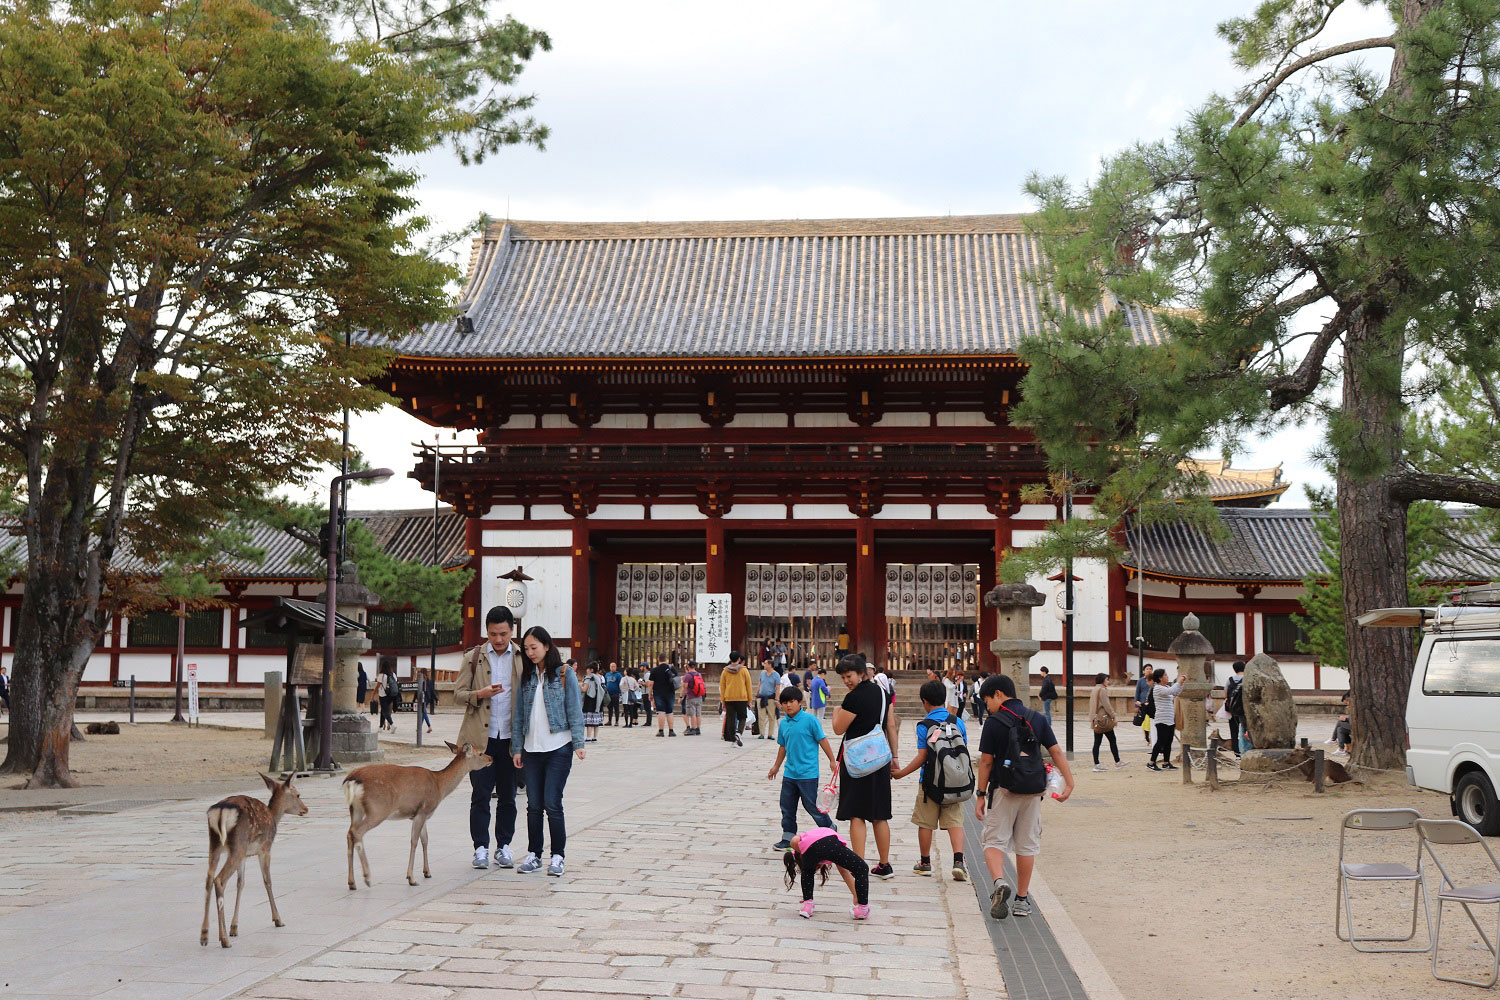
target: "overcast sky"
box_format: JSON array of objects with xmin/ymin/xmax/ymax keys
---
[{"xmin": 341, "ymin": 0, "xmax": 1395, "ymax": 512}]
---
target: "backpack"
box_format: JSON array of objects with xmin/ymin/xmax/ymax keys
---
[
  {"xmin": 687, "ymin": 672, "xmax": 705, "ymax": 698},
  {"xmin": 922, "ymin": 712, "xmax": 975, "ymax": 805},
  {"xmin": 990, "ymin": 704, "xmax": 1048, "ymax": 796},
  {"xmin": 1225, "ymin": 677, "xmax": 1244, "ymax": 717}
]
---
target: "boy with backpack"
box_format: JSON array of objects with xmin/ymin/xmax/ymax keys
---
[
  {"xmin": 766, "ymin": 686, "xmax": 838, "ymax": 851},
  {"xmin": 975, "ymin": 673, "xmax": 1073, "ymax": 920},
  {"xmin": 683, "ymin": 662, "xmax": 707, "ymax": 736},
  {"xmin": 892, "ymin": 679, "xmax": 973, "ymax": 881}
]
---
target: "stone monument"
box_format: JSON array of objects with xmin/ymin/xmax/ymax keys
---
[
  {"xmin": 985, "ymin": 582, "xmax": 1045, "ymax": 699},
  {"xmin": 1240, "ymin": 651, "xmax": 1301, "ymax": 773},
  {"xmin": 326, "ymin": 561, "xmax": 383, "ymax": 764},
  {"xmin": 1167, "ymin": 613, "xmax": 1215, "ymax": 749}
]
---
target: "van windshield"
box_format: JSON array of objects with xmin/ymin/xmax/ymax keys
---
[{"xmin": 1423, "ymin": 639, "xmax": 1500, "ymax": 696}]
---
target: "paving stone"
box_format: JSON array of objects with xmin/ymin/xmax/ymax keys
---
[
  {"xmin": 284, "ymin": 966, "xmax": 404, "ymax": 983},
  {"xmin": 310, "ymin": 953, "xmax": 444, "ymax": 971},
  {"xmin": 243, "ymin": 981, "xmax": 454, "ymax": 1000},
  {"xmin": 404, "ymin": 971, "xmax": 542, "ymax": 990}
]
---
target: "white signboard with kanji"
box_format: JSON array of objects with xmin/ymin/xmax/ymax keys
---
[
  {"xmin": 187, "ymin": 661, "xmax": 200, "ymax": 721},
  {"xmin": 695, "ymin": 593, "xmax": 732, "ymax": 664}
]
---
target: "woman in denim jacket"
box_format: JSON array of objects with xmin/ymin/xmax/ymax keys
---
[{"xmin": 510, "ymin": 625, "xmax": 586, "ymax": 876}]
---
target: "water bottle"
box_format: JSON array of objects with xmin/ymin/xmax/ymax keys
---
[{"xmin": 1045, "ymin": 764, "xmax": 1064, "ymax": 801}]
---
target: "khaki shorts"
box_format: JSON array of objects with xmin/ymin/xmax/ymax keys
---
[
  {"xmin": 911, "ymin": 789, "xmax": 964, "ymax": 831},
  {"xmin": 981, "ymin": 789, "xmax": 1043, "ymax": 857}
]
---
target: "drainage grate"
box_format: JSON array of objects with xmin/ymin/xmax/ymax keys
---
[{"xmin": 57, "ymin": 799, "xmax": 166, "ymax": 816}]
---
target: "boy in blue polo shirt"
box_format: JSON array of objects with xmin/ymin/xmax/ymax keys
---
[
  {"xmin": 766, "ymin": 686, "xmax": 837, "ymax": 851},
  {"xmin": 892, "ymin": 679, "xmax": 969, "ymax": 880}
]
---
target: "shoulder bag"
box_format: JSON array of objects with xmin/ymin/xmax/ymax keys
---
[{"xmin": 842, "ymin": 691, "xmax": 892, "ymax": 778}]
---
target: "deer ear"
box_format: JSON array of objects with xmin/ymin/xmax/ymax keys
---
[
  {"xmin": 446, "ymin": 741, "xmax": 460, "ymax": 754},
  {"xmin": 260, "ymin": 772, "xmax": 278, "ymax": 792}
]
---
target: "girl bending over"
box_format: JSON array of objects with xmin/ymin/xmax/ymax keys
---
[{"xmin": 781, "ymin": 827, "xmax": 870, "ymax": 920}]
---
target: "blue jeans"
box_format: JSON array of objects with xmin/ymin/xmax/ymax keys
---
[
  {"xmin": 780, "ymin": 776, "xmax": 834, "ymax": 842},
  {"xmin": 523, "ymin": 745, "xmax": 573, "ymax": 858},
  {"xmin": 1042, "ymin": 698, "xmax": 1055, "ymax": 723},
  {"xmin": 469, "ymin": 737, "xmax": 517, "ymax": 850}
]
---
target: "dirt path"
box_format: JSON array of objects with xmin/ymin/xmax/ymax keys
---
[{"xmin": 1041, "ymin": 750, "xmax": 1495, "ymax": 999}]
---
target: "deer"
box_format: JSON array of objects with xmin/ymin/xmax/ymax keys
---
[
  {"xmin": 343, "ymin": 741, "xmax": 492, "ymax": 891},
  {"xmin": 200, "ymin": 773, "xmax": 308, "ymax": 948}
]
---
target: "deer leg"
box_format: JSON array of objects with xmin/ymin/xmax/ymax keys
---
[
  {"xmin": 259, "ymin": 851, "xmax": 283, "ymax": 928},
  {"xmin": 406, "ymin": 819, "xmax": 421, "ymax": 885},
  {"xmin": 201, "ymin": 843, "xmax": 221, "ymax": 946},
  {"xmin": 419, "ymin": 818, "xmax": 431, "ymax": 879},
  {"xmin": 229, "ymin": 860, "xmax": 245, "ymax": 937},
  {"xmin": 346, "ymin": 825, "xmax": 358, "ymax": 891},
  {"xmin": 213, "ymin": 859, "xmax": 232, "ymax": 948},
  {"xmin": 356, "ymin": 832, "xmax": 372, "ymax": 887}
]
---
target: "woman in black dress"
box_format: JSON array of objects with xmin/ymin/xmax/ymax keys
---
[{"xmin": 831, "ymin": 653, "xmax": 898, "ymax": 881}]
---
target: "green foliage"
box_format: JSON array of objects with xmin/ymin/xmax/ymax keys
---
[{"xmin": 1294, "ymin": 488, "xmax": 1449, "ymax": 668}]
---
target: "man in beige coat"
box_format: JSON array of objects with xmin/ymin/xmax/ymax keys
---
[{"xmin": 454, "ymin": 606, "xmax": 525, "ymax": 869}]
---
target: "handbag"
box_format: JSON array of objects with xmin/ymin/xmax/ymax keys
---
[
  {"xmin": 1130, "ymin": 709, "xmax": 1145, "ymax": 728},
  {"xmin": 817, "ymin": 772, "xmax": 840, "ymax": 814},
  {"xmin": 1091, "ymin": 708, "xmax": 1116, "ymax": 734},
  {"xmin": 842, "ymin": 693, "xmax": 892, "ymax": 778}
]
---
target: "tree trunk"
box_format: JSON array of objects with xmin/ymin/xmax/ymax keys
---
[
  {"xmin": 0, "ymin": 566, "xmax": 99, "ymax": 788},
  {"xmin": 1337, "ymin": 307, "xmax": 1411, "ymax": 771}
]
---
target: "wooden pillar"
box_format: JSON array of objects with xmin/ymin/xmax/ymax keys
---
[
  {"xmin": 1108, "ymin": 564, "xmax": 1129, "ymax": 678},
  {"xmin": 706, "ymin": 519, "xmax": 726, "ymax": 593},
  {"xmin": 462, "ymin": 517, "xmax": 482, "ymax": 648},
  {"xmin": 855, "ymin": 518, "xmax": 880, "ymax": 661},
  {"xmin": 571, "ymin": 522, "xmax": 589, "ymax": 661},
  {"xmin": 108, "ymin": 610, "xmax": 123, "ymax": 684}
]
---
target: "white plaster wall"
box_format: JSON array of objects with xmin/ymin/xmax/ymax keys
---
[
  {"xmin": 935, "ymin": 411, "xmax": 988, "ymax": 427},
  {"xmin": 725, "ymin": 413, "xmax": 788, "ymax": 428},
  {"xmin": 240, "ymin": 655, "xmax": 291, "ymax": 684},
  {"xmin": 1010, "ymin": 529, "xmax": 1046, "ymax": 547},
  {"xmin": 1072, "ymin": 557, "xmax": 1110, "ymax": 643},
  {"xmin": 937, "ymin": 504, "xmax": 991, "ymax": 520},
  {"xmin": 482, "ymin": 554, "xmax": 572, "ymax": 636},
  {"xmin": 82, "ymin": 654, "xmax": 110, "ymax": 682},
  {"xmin": 1016, "ymin": 505, "xmax": 1057, "ymax": 520},
  {"xmin": 118, "ymin": 652, "xmax": 172, "ymax": 683},
  {"xmin": 873, "ymin": 413, "xmax": 929, "ymax": 427},
  {"xmin": 483, "ymin": 504, "xmax": 526, "ymax": 521},
  {"xmin": 1258, "ymin": 586, "xmax": 1306, "ymax": 600},
  {"xmin": 541, "ymin": 414, "xmax": 571, "ymax": 428},
  {"xmin": 483, "ymin": 528, "xmax": 572, "ymax": 549},
  {"xmin": 657, "ymin": 413, "xmax": 707, "ymax": 429},
  {"xmin": 597, "ymin": 414, "xmax": 648, "ymax": 429},
  {"xmin": 651, "ymin": 505, "xmax": 706, "ymax": 520},
  {"xmin": 593, "ymin": 504, "xmax": 646, "ymax": 520},
  {"xmin": 725, "ymin": 504, "xmax": 786, "ymax": 520},
  {"xmin": 874, "ymin": 505, "xmax": 930, "ymax": 520},
  {"xmin": 792, "ymin": 504, "xmax": 855, "ymax": 520},
  {"xmin": 529, "ymin": 504, "xmax": 571, "ymax": 520},
  {"xmin": 186, "ymin": 654, "xmax": 231, "ymax": 684},
  {"xmin": 797, "ymin": 413, "xmax": 857, "ymax": 428}
]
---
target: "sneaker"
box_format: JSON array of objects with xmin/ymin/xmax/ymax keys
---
[
  {"xmin": 656, "ymin": 730, "xmax": 665, "ymax": 738},
  {"xmin": 1011, "ymin": 895, "xmax": 1033, "ymax": 917},
  {"xmin": 734, "ymin": 734, "xmax": 743, "ymax": 747},
  {"xmin": 871, "ymin": 862, "xmax": 895, "ymax": 881},
  {"xmin": 472, "ymin": 846, "xmax": 489, "ymax": 869},
  {"xmin": 547, "ymin": 855, "xmax": 565, "ymax": 877},
  {"xmin": 1115, "ymin": 760, "xmax": 1129, "ymax": 769},
  {"xmin": 989, "ymin": 882, "xmax": 1012, "ymax": 920},
  {"xmin": 1146, "ymin": 762, "xmax": 1160, "ymax": 771},
  {"xmin": 851, "ymin": 904, "xmax": 871, "ymax": 920},
  {"xmin": 1161, "ymin": 762, "xmax": 1177, "ymax": 770},
  {"xmin": 1092, "ymin": 764, "xmax": 1106, "ymax": 772},
  {"xmin": 951, "ymin": 864, "xmax": 968, "ymax": 882},
  {"xmin": 799, "ymin": 900, "xmax": 816, "ymax": 919},
  {"xmin": 912, "ymin": 860, "xmax": 933, "ymax": 876},
  {"xmin": 773, "ymin": 840, "xmax": 792, "ymax": 852},
  {"xmin": 668, "ymin": 730, "xmax": 677, "ymax": 737},
  {"xmin": 517, "ymin": 853, "xmax": 543, "ymax": 874},
  {"xmin": 496, "ymin": 845, "xmax": 514, "ymax": 869}
]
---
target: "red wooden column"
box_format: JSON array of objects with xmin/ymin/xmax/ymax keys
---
[
  {"xmin": 1107, "ymin": 564, "xmax": 1128, "ymax": 678},
  {"xmin": 462, "ymin": 518, "xmax": 483, "ymax": 648},
  {"xmin": 979, "ymin": 516, "xmax": 1013, "ymax": 672},
  {"xmin": 855, "ymin": 518, "xmax": 879, "ymax": 659},
  {"xmin": 571, "ymin": 523, "xmax": 590, "ymax": 661},
  {"xmin": 705, "ymin": 519, "xmax": 726, "ymax": 593}
]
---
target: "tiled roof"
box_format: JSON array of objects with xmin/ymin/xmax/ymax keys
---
[
  {"xmin": 382, "ymin": 215, "xmax": 1170, "ymax": 360},
  {"xmin": 1124, "ymin": 508, "xmax": 1500, "ymax": 584},
  {"xmin": 1, "ymin": 509, "xmax": 467, "ymax": 582},
  {"xmin": 1183, "ymin": 459, "xmax": 1289, "ymax": 504}
]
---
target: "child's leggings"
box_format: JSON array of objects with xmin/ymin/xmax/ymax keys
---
[{"xmin": 799, "ymin": 837, "xmax": 869, "ymax": 905}]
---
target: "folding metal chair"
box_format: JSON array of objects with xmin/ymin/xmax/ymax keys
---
[
  {"xmin": 1416, "ymin": 818, "xmax": 1500, "ymax": 988},
  {"xmin": 1335, "ymin": 808, "xmax": 1431, "ymax": 953}
]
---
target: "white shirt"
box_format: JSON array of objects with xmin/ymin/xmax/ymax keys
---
[
  {"xmin": 525, "ymin": 680, "xmax": 571, "ymax": 753},
  {"xmin": 943, "ymin": 678, "xmax": 960, "ymax": 713},
  {"xmin": 486, "ymin": 644, "xmax": 514, "ymax": 740}
]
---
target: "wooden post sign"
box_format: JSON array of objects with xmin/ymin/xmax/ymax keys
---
[
  {"xmin": 186, "ymin": 662, "xmax": 200, "ymax": 723},
  {"xmin": 695, "ymin": 593, "xmax": 732, "ymax": 664}
]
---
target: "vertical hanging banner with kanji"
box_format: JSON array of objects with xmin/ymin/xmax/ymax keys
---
[{"xmin": 695, "ymin": 593, "xmax": 732, "ymax": 664}]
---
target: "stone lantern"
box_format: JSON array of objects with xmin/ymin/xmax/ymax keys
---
[
  {"xmin": 985, "ymin": 583, "xmax": 1045, "ymax": 701},
  {"xmin": 1167, "ymin": 612, "xmax": 1215, "ymax": 749},
  {"xmin": 326, "ymin": 560, "xmax": 382, "ymax": 763}
]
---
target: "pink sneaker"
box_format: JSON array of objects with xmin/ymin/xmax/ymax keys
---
[
  {"xmin": 851, "ymin": 904, "xmax": 870, "ymax": 920},
  {"xmin": 799, "ymin": 900, "xmax": 815, "ymax": 919}
]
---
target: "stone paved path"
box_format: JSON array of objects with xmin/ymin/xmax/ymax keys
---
[{"xmin": 233, "ymin": 724, "xmax": 1003, "ymax": 1000}]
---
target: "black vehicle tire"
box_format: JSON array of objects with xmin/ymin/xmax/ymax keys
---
[{"xmin": 1452, "ymin": 770, "xmax": 1500, "ymax": 836}]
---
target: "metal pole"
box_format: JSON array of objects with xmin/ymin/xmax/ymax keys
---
[
  {"xmin": 1063, "ymin": 488, "xmax": 1074, "ymax": 754},
  {"xmin": 318, "ymin": 475, "xmax": 341, "ymax": 771},
  {"xmin": 171, "ymin": 599, "xmax": 186, "ymax": 723},
  {"xmin": 420, "ymin": 437, "xmax": 439, "ymax": 749},
  {"xmin": 338, "ymin": 330, "xmax": 351, "ymax": 582},
  {"xmin": 129, "ymin": 675, "xmax": 135, "ymax": 724}
]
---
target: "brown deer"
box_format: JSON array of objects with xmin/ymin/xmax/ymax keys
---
[
  {"xmin": 343, "ymin": 741, "xmax": 492, "ymax": 890},
  {"xmin": 200, "ymin": 773, "xmax": 308, "ymax": 948}
]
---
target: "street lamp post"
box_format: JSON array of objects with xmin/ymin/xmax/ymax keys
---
[{"xmin": 318, "ymin": 467, "xmax": 394, "ymax": 771}]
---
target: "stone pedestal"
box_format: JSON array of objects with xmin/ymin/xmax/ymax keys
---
[
  {"xmin": 1167, "ymin": 613, "xmax": 1215, "ymax": 749},
  {"xmin": 985, "ymin": 583, "xmax": 1045, "ymax": 697},
  {"xmin": 322, "ymin": 563, "xmax": 383, "ymax": 764}
]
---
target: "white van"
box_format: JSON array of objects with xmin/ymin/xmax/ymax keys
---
[{"xmin": 1360, "ymin": 591, "xmax": 1500, "ymax": 835}]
